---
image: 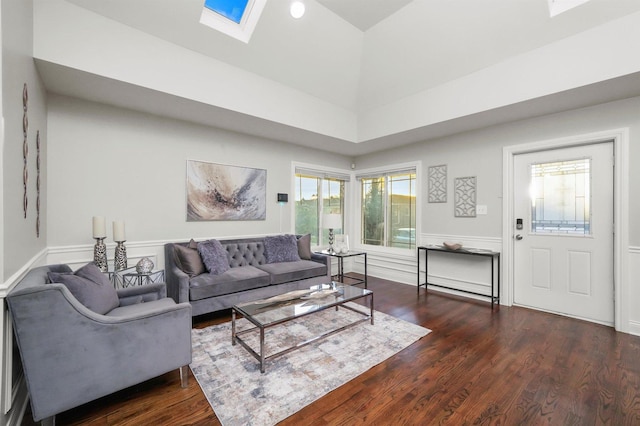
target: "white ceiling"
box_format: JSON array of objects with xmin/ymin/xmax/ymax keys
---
[
  {"xmin": 316, "ymin": 0, "xmax": 414, "ymax": 31},
  {"xmin": 39, "ymin": 0, "xmax": 640, "ymax": 155}
]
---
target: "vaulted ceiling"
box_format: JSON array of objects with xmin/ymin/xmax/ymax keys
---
[{"xmin": 35, "ymin": 0, "xmax": 640, "ymax": 155}]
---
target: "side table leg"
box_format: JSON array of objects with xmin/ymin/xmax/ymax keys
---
[
  {"xmin": 370, "ymin": 292, "xmax": 374, "ymax": 325},
  {"xmin": 364, "ymin": 252, "xmax": 368, "ymax": 289},
  {"xmin": 231, "ymin": 309, "xmax": 237, "ymax": 345},
  {"xmin": 260, "ymin": 327, "xmax": 265, "ymax": 373}
]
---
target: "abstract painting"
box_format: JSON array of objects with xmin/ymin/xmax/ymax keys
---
[
  {"xmin": 186, "ymin": 160, "xmax": 266, "ymax": 221},
  {"xmin": 454, "ymin": 176, "xmax": 476, "ymax": 217}
]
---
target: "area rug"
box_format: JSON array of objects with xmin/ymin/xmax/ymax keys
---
[{"xmin": 190, "ymin": 303, "xmax": 431, "ymax": 426}]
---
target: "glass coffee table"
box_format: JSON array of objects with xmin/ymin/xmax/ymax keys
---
[{"xmin": 232, "ymin": 284, "xmax": 373, "ymax": 373}]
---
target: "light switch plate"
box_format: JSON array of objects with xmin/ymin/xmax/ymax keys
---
[{"xmin": 476, "ymin": 205, "xmax": 488, "ymax": 215}]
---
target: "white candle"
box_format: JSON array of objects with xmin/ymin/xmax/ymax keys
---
[
  {"xmin": 113, "ymin": 221, "xmax": 126, "ymax": 241},
  {"xmin": 92, "ymin": 216, "xmax": 106, "ymax": 238}
]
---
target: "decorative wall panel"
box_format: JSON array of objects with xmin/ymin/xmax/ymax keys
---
[
  {"xmin": 454, "ymin": 176, "xmax": 476, "ymax": 217},
  {"xmin": 428, "ymin": 164, "xmax": 447, "ymax": 203}
]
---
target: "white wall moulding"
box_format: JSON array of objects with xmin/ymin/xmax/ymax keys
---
[
  {"xmin": 350, "ymin": 249, "xmax": 416, "ymax": 286},
  {"xmin": 629, "ymin": 247, "xmax": 640, "ymax": 336}
]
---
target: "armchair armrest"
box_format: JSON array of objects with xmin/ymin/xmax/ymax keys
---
[{"xmin": 117, "ymin": 282, "xmax": 166, "ymax": 306}]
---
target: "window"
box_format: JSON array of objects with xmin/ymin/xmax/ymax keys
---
[
  {"xmin": 359, "ymin": 168, "xmax": 417, "ymax": 249},
  {"xmin": 530, "ymin": 158, "xmax": 591, "ymax": 235},
  {"xmin": 204, "ymin": 0, "xmax": 250, "ymax": 24},
  {"xmin": 294, "ymin": 166, "xmax": 349, "ymax": 247},
  {"xmin": 200, "ymin": 0, "xmax": 267, "ymax": 43}
]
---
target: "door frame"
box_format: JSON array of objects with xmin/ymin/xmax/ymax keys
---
[{"xmin": 502, "ymin": 128, "xmax": 629, "ymax": 332}]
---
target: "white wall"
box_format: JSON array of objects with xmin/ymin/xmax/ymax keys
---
[
  {"xmin": 355, "ymin": 95, "xmax": 640, "ymax": 332},
  {"xmin": 46, "ymin": 95, "xmax": 351, "ymax": 248},
  {"xmin": 1, "ymin": 0, "xmax": 48, "ymax": 424},
  {"xmin": 2, "ymin": 0, "xmax": 47, "ymax": 280}
]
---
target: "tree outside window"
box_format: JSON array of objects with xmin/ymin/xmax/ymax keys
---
[
  {"xmin": 360, "ymin": 171, "xmax": 416, "ymax": 249},
  {"xmin": 295, "ymin": 174, "xmax": 345, "ymax": 246}
]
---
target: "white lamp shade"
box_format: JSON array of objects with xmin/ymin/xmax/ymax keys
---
[{"xmin": 323, "ymin": 214, "xmax": 342, "ymax": 230}]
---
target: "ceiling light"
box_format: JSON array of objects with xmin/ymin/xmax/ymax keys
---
[{"xmin": 290, "ymin": 1, "xmax": 305, "ymax": 19}]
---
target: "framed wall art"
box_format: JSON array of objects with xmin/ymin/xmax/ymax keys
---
[
  {"xmin": 186, "ymin": 160, "xmax": 267, "ymax": 221},
  {"xmin": 428, "ymin": 164, "xmax": 447, "ymax": 203},
  {"xmin": 454, "ymin": 176, "xmax": 476, "ymax": 217}
]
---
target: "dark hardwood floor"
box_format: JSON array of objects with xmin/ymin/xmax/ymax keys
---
[{"xmin": 22, "ymin": 275, "xmax": 640, "ymax": 425}]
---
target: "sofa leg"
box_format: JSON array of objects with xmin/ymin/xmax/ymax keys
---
[
  {"xmin": 41, "ymin": 415, "xmax": 55, "ymax": 426},
  {"xmin": 180, "ymin": 365, "xmax": 189, "ymax": 388}
]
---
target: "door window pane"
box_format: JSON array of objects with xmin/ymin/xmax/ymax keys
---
[{"xmin": 530, "ymin": 159, "xmax": 591, "ymax": 235}]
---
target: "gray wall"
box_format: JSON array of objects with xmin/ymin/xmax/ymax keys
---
[
  {"xmin": 2, "ymin": 0, "xmax": 48, "ymax": 281},
  {"xmin": 46, "ymin": 95, "xmax": 351, "ymax": 247},
  {"xmin": 355, "ymin": 96, "xmax": 640, "ymax": 245}
]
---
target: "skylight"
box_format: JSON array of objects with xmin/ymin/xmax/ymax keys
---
[
  {"xmin": 204, "ymin": 0, "xmax": 249, "ymax": 24},
  {"xmin": 200, "ymin": 0, "xmax": 267, "ymax": 43},
  {"xmin": 548, "ymin": 0, "xmax": 592, "ymax": 17}
]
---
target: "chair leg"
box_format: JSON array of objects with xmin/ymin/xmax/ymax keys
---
[{"xmin": 179, "ymin": 365, "xmax": 189, "ymax": 388}]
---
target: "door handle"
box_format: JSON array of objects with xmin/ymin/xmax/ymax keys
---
[{"xmin": 515, "ymin": 234, "xmax": 523, "ymax": 240}]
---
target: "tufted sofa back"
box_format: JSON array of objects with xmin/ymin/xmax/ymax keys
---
[{"xmin": 221, "ymin": 239, "xmax": 267, "ymax": 267}]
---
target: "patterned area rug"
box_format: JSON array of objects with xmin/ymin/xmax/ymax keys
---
[{"xmin": 190, "ymin": 303, "xmax": 431, "ymax": 426}]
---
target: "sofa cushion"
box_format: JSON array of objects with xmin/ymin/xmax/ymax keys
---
[
  {"xmin": 189, "ymin": 266, "xmax": 270, "ymax": 301},
  {"xmin": 47, "ymin": 263, "xmax": 120, "ymax": 315},
  {"xmin": 257, "ymin": 260, "xmax": 327, "ymax": 285},
  {"xmin": 264, "ymin": 234, "xmax": 301, "ymax": 264},
  {"xmin": 174, "ymin": 242, "xmax": 206, "ymax": 277},
  {"xmin": 198, "ymin": 239, "xmax": 230, "ymax": 275},
  {"xmin": 297, "ymin": 234, "xmax": 312, "ymax": 260}
]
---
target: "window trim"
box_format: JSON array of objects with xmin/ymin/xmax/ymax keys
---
[
  {"xmin": 200, "ymin": 0, "xmax": 267, "ymax": 43},
  {"xmin": 355, "ymin": 161, "xmax": 421, "ymax": 253},
  {"xmin": 292, "ymin": 162, "xmax": 352, "ymax": 250}
]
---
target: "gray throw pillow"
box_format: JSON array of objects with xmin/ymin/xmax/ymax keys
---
[
  {"xmin": 197, "ymin": 239, "xmax": 230, "ymax": 275},
  {"xmin": 297, "ymin": 234, "xmax": 312, "ymax": 260},
  {"xmin": 47, "ymin": 262, "xmax": 120, "ymax": 315},
  {"xmin": 174, "ymin": 243, "xmax": 206, "ymax": 277},
  {"xmin": 264, "ymin": 234, "xmax": 301, "ymax": 263}
]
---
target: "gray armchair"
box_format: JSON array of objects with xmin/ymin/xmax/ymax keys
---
[{"xmin": 7, "ymin": 264, "xmax": 192, "ymax": 425}]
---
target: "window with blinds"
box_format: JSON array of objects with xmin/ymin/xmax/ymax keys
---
[{"xmin": 294, "ymin": 166, "xmax": 349, "ymax": 247}]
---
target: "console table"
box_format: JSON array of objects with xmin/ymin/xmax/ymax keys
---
[
  {"xmin": 417, "ymin": 245, "xmax": 500, "ymax": 308},
  {"xmin": 317, "ymin": 250, "xmax": 367, "ymax": 288}
]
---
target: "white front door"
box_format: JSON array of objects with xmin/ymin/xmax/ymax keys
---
[{"xmin": 513, "ymin": 142, "xmax": 614, "ymax": 325}]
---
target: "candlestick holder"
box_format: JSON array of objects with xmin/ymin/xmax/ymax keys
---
[
  {"xmin": 93, "ymin": 237, "xmax": 108, "ymax": 272},
  {"xmin": 114, "ymin": 240, "xmax": 128, "ymax": 271}
]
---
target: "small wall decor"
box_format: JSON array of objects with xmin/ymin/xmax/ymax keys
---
[
  {"xmin": 22, "ymin": 83, "xmax": 28, "ymax": 219},
  {"xmin": 186, "ymin": 160, "xmax": 267, "ymax": 221},
  {"xmin": 36, "ymin": 131, "xmax": 41, "ymax": 237},
  {"xmin": 454, "ymin": 176, "xmax": 477, "ymax": 217},
  {"xmin": 428, "ymin": 164, "xmax": 447, "ymax": 203}
]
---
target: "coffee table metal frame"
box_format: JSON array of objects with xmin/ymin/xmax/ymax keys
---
[{"xmin": 231, "ymin": 285, "xmax": 374, "ymax": 373}]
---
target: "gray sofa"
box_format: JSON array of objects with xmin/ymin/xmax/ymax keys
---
[
  {"xmin": 165, "ymin": 235, "xmax": 331, "ymax": 316},
  {"xmin": 7, "ymin": 264, "xmax": 192, "ymax": 424}
]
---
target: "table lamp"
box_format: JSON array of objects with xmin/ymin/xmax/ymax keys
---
[{"xmin": 323, "ymin": 213, "xmax": 342, "ymax": 253}]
